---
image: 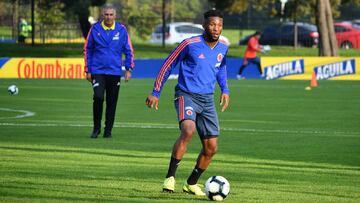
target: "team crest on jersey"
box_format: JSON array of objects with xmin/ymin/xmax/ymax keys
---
[{"xmin": 217, "ymin": 53, "xmax": 223, "ymax": 62}]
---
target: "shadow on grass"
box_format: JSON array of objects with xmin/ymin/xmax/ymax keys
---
[
  {"xmin": 1, "ymin": 184, "xmax": 208, "ymax": 202},
  {"xmin": 0, "ymin": 145, "xmax": 166, "ymax": 160}
]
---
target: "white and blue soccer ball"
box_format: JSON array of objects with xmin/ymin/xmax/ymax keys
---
[
  {"xmin": 205, "ymin": 176, "xmax": 230, "ymax": 201},
  {"xmin": 8, "ymin": 85, "xmax": 19, "ymax": 95},
  {"xmin": 261, "ymin": 45, "xmax": 271, "ymax": 53}
]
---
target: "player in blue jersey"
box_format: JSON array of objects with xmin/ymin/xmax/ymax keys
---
[
  {"xmin": 84, "ymin": 4, "xmax": 134, "ymax": 138},
  {"xmin": 146, "ymin": 9, "xmax": 230, "ymax": 196}
]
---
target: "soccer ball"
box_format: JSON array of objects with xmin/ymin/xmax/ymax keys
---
[
  {"xmin": 205, "ymin": 176, "xmax": 230, "ymax": 201},
  {"xmin": 8, "ymin": 85, "xmax": 19, "ymax": 95},
  {"xmin": 261, "ymin": 45, "xmax": 271, "ymax": 54}
]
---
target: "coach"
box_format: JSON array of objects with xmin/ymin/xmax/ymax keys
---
[{"xmin": 84, "ymin": 4, "xmax": 134, "ymax": 138}]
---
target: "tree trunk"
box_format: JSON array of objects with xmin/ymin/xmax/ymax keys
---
[
  {"xmin": 293, "ymin": 0, "xmax": 298, "ymax": 49},
  {"xmin": 12, "ymin": 0, "xmax": 18, "ymax": 40},
  {"xmin": 162, "ymin": 0, "xmax": 166, "ymax": 48},
  {"xmin": 78, "ymin": 15, "xmax": 91, "ymax": 39},
  {"xmin": 317, "ymin": 0, "xmax": 331, "ymax": 56},
  {"xmin": 75, "ymin": 0, "xmax": 91, "ymax": 39},
  {"xmin": 324, "ymin": 0, "xmax": 338, "ymax": 56},
  {"xmin": 316, "ymin": 0, "xmax": 339, "ymax": 56},
  {"xmin": 31, "ymin": 0, "xmax": 35, "ymax": 46}
]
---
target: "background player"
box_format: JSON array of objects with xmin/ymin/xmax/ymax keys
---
[
  {"xmin": 146, "ymin": 9, "xmax": 230, "ymax": 196},
  {"xmin": 237, "ymin": 31, "xmax": 263, "ymax": 79}
]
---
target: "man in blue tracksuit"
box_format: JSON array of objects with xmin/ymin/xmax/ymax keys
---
[
  {"xmin": 84, "ymin": 4, "xmax": 134, "ymax": 138},
  {"xmin": 146, "ymin": 10, "xmax": 230, "ymax": 196}
]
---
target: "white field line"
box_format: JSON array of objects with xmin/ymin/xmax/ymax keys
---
[
  {"xmin": 0, "ymin": 108, "xmax": 36, "ymax": 119},
  {"xmin": 0, "ymin": 121, "xmax": 359, "ymax": 136}
]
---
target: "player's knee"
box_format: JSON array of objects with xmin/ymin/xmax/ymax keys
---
[
  {"xmin": 180, "ymin": 121, "xmax": 196, "ymax": 137},
  {"xmin": 181, "ymin": 127, "xmax": 196, "ymax": 137},
  {"xmin": 204, "ymin": 145, "xmax": 217, "ymax": 157}
]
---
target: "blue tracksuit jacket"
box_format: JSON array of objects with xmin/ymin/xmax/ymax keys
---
[
  {"xmin": 152, "ymin": 35, "xmax": 229, "ymax": 98},
  {"xmin": 84, "ymin": 21, "xmax": 134, "ymax": 75}
]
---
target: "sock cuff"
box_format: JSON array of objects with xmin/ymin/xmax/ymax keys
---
[{"xmin": 195, "ymin": 166, "xmax": 205, "ymax": 173}]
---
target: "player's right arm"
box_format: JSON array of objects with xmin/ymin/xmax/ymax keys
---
[
  {"xmin": 146, "ymin": 40, "xmax": 189, "ymax": 110},
  {"xmin": 217, "ymin": 53, "xmax": 230, "ymax": 112},
  {"xmin": 84, "ymin": 27, "xmax": 94, "ymax": 82}
]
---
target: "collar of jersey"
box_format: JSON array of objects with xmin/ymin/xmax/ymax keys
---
[{"xmin": 101, "ymin": 20, "xmax": 115, "ymax": 30}]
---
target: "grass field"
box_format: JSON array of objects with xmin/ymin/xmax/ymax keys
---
[{"xmin": 0, "ymin": 79, "xmax": 359, "ymax": 202}]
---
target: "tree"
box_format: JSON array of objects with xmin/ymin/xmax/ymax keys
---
[
  {"xmin": 62, "ymin": 0, "xmax": 106, "ymax": 38},
  {"xmin": 36, "ymin": 0, "xmax": 65, "ymax": 26},
  {"xmin": 107, "ymin": 0, "xmax": 208, "ymax": 41},
  {"xmin": 208, "ymin": 0, "xmax": 277, "ymax": 14},
  {"xmin": 316, "ymin": 0, "xmax": 338, "ymax": 56},
  {"xmin": 208, "ymin": 0, "xmax": 343, "ymax": 56}
]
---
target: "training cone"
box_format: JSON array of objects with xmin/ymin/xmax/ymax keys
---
[{"xmin": 310, "ymin": 72, "xmax": 318, "ymax": 87}]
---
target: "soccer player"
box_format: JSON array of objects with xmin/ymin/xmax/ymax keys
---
[
  {"xmin": 237, "ymin": 31, "xmax": 263, "ymax": 79},
  {"xmin": 84, "ymin": 4, "xmax": 134, "ymax": 138},
  {"xmin": 145, "ymin": 10, "xmax": 230, "ymax": 196}
]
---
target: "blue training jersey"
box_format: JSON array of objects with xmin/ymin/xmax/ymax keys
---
[
  {"xmin": 152, "ymin": 35, "xmax": 229, "ymax": 98},
  {"xmin": 84, "ymin": 21, "xmax": 134, "ymax": 76}
]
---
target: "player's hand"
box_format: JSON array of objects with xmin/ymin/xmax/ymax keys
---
[
  {"xmin": 86, "ymin": 73, "xmax": 92, "ymax": 83},
  {"xmin": 220, "ymin": 93, "xmax": 230, "ymax": 112},
  {"xmin": 124, "ymin": 70, "xmax": 132, "ymax": 83},
  {"xmin": 146, "ymin": 95, "xmax": 159, "ymax": 110}
]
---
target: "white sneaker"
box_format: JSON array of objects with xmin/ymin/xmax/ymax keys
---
[{"xmin": 236, "ymin": 75, "xmax": 245, "ymax": 80}]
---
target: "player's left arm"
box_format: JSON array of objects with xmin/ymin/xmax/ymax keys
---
[
  {"xmin": 123, "ymin": 27, "xmax": 135, "ymax": 82},
  {"xmin": 217, "ymin": 54, "xmax": 230, "ymax": 112},
  {"xmin": 84, "ymin": 27, "xmax": 94, "ymax": 82}
]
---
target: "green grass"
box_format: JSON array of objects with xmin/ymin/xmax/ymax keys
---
[
  {"xmin": 221, "ymin": 29, "xmax": 255, "ymax": 45},
  {"xmin": 0, "ymin": 42, "xmax": 359, "ymax": 58},
  {"xmin": 0, "ymin": 26, "xmax": 12, "ymax": 38},
  {"xmin": 0, "ymin": 79, "xmax": 359, "ymax": 202}
]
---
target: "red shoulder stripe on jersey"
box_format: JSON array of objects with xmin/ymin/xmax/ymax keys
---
[{"xmin": 155, "ymin": 37, "xmax": 201, "ymax": 91}]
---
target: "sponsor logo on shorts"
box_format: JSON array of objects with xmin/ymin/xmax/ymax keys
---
[
  {"xmin": 185, "ymin": 106, "xmax": 193, "ymax": 111},
  {"xmin": 314, "ymin": 59, "xmax": 355, "ymax": 80}
]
